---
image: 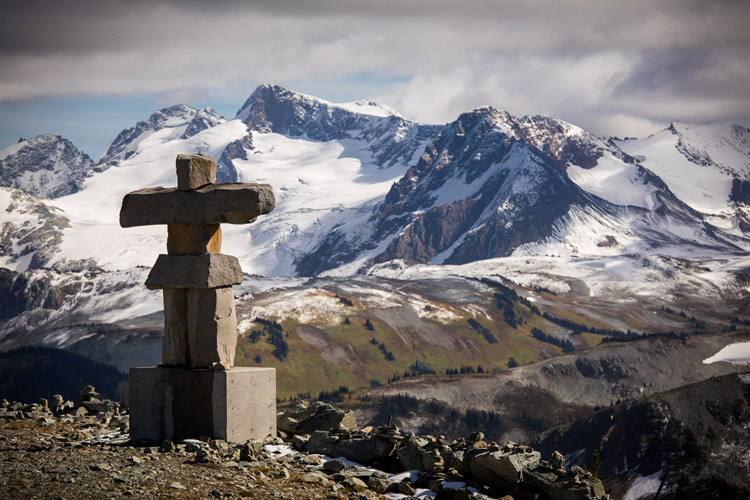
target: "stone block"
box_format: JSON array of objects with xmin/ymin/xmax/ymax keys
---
[
  {"xmin": 187, "ymin": 287, "xmax": 238, "ymax": 368},
  {"xmin": 146, "ymin": 253, "xmax": 242, "ymax": 290},
  {"xmin": 176, "ymin": 154, "xmax": 216, "ymax": 190},
  {"xmin": 162, "ymin": 289, "xmax": 190, "ymax": 366},
  {"xmin": 129, "ymin": 366, "xmax": 276, "ymax": 443},
  {"xmin": 167, "ymin": 223, "xmax": 222, "ymax": 255},
  {"xmin": 119, "ymin": 183, "xmax": 275, "ymax": 227}
]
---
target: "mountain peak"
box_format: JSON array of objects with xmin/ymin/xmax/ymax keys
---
[
  {"xmin": 235, "ymin": 84, "xmax": 305, "ymax": 121},
  {"xmin": 98, "ymin": 104, "xmax": 225, "ymax": 166},
  {"xmin": 0, "ymin": 134, "xmax": 94, "ymax": 199}
]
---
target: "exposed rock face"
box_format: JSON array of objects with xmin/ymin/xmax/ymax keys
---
[
  {"xmin": 236, "ymin": 84, "xmax": 441, "ymax": 168},
  {"xmin": 216, "ymin": 133, "xmax": 253, "ymax": 183},
  {"xmin": 533, "ymin": 372, "xmax": 750, "ymax": 499},
  {"xmin": 0, "ymin": 134, "xmax": 95, "ymax": 199},
  {"xmin": 296, "ymin": 106, "xmax": 733, "ymax": 276},
  {"xmin": 98, "ymin": 105, "xmax": 225, "ymax": 167},
  {"xmin": 0, "ymin": 187, "xmax": 70, "ymax": 272}
]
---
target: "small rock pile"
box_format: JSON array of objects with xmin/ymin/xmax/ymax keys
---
[
  {"xmin": 0, "ymin": 385, "xmax": 128, "ymax": 436},
  {"xmin": 279, "ymin": 400, "xmax": 607, "ymax": 500}
]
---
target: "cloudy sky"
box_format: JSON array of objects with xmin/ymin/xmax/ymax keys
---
[{"xmin": 1, "ymin": 0, "xmax": 749, "ymax": 157}]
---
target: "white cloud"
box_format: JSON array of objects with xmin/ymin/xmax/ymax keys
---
[{"xmin": 0, "ymin": 0, "xmax": 748, "ymax": 138}]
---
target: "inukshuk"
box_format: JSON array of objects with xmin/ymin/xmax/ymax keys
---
[{"xmin": 119, "ymin": 154, "xmax": 277, "ymax": 442}]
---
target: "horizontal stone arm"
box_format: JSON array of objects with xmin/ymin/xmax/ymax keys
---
[{"xmin": 120, "ymin": 183, "xmax": 275, "ymax": 227}]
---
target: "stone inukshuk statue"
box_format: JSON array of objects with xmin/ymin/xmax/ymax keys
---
[{"xmin": 120, "ymin": 154, "xmax": 277, "ymax": 442}]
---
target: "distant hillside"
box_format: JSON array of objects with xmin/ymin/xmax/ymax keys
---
[
  {"xmin": 0, "ymin": 346, "xmax": 127, "ymax": 402},
  {"xmin": 533, "ymin": 371, "xmax": 750, "ymax": 499}
]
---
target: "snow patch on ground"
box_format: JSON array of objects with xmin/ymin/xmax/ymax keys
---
[
  {"xmin": 623, "ymin": 470, "xmax": 664, "ymax": 500},
  {"xmin": 368, "ymin": 253, "xmax": 740, "ymax": 301},
  {"xmin": 703, "ymin": 342, "xmax": 750, "ymax": 365},
  {"xmin": 242, "ymin": 289, "xmax": 346, "ymax": 326}
]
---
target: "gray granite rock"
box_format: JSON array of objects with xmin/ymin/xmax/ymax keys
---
[
  {"xmin": 176, "ymin": 154, "xmax": 216, "ymax": 191},
  {"xmin": 145, "ymin": 253, "xmax": 242, "ymax": 290},
  {"xmin": 277, "ymin": 400, "xmax": 356, "ymax": 435},
  {"xmin": 119, "ymin": 183, "xmax": 275, "ymax": 227},
  {"xmin": 186, "ymin": 287, "xmax": 238, "ymax": 367},
  {"xmin": 161, "ymin": 288, "xmax": 191, "ymax": 366}
]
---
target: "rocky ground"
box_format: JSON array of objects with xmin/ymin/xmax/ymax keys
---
[{"xmin": 1, "ymin": 389, "xmax": 608, "ymax": 500}]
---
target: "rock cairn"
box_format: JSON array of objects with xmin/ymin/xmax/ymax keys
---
[
  {"xmin": 0, "ymin": 385, "xmax": 128, "ymax": 434},
  {"xmin": 120, "ymin": 153, "xmax": 275, "ymax": 368},
  {"xmin": 120, "ymin": 154, "xmax": 277, "ymax": 443}
]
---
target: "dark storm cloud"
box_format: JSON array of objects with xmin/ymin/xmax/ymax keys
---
[{"xmin": 1, "ymin": 0, "xmax": 748, "ymax": 136}]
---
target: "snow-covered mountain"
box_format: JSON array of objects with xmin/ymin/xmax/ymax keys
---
[
  {"xmin": 298, "ymin": 109, "xmax": 750, "ymax": 275},
  {"xmin": 0, "ymin": 188, "xmax": 70, "ymax": 272},
  {"xmin": 97, "ymin": 104, "xmax": 225, "ymax": 167},
  {"xmin": 1, "ymin": 83, "xmax": 750, "ymax": 378},
  {"xmin": 616, "ymin": 123, "xmax": 750, "ymax": 234},
  {"xmin": 0, "ymin": 134, "xmax": 95, "ymax": 199},
  {"xmin": 1, "ymin": 84, "xmax": 749, "ymax": 338},
  {"xmin": 2, "ymin": 85, "xmax": 750, "ymax": 280}
]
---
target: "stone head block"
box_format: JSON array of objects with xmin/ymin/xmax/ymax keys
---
[
  {"xmin": 119, "ymin": 183, "xmax": 275, "ymax": 227},
  {"xmin": 145, "ymin": 253, "xmax": 243, "ymax": 290},
  {"xmin": 176, "ymin": 154, "xmax": 216, "ymax": 191}
]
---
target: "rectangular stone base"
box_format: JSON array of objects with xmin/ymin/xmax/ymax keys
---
[{"xmin": 129, "ymin": 366, "xmax": 276, "ymax": 443}]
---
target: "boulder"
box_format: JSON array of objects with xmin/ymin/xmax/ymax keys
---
[
  {"xmin": 330, "ymin": 435, "xmax": 397, "ymax": 466},
  {"xmin": 397, "ymin": 433, "xmax": 430, "ymax": 471},
  {"xmin": 367, "ymin": 476, "xmax": 389, "ymax": 493},
  {"xmin": 277, "ymin": 400, "xmax": 356, "ymax": 435},
  {"xmin": 470, "ymin": 449, "xmax": 541, "ymax": 491}
]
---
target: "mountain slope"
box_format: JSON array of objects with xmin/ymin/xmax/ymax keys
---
[
  {"xmin": 533, "ymin": 370, "xmax": 750, "ymax": 499},
  {"xmin": 1, "ymin": 84, "xmax": 750, "ymax": 370},
  {"xmin": 0, "ymin": 134, "xmax": 95, "ymax": 199},
  {"xmin": 0, "ymin": 187, "xmax": 70, "ymax": 272},
  {"xmin": 3, "ymin": 85, "xmax": 748, "ymax": 282},
  {"xmin": 616, "ymin": 123, "xmax": 750, "ymax": 234},
  {"xmin": 298, "ymin": 108, "xmax": 750, "ymax": 276},
  {"xmin": 97, "ymin": 104, "xmax": 225, "ymax": 167}
]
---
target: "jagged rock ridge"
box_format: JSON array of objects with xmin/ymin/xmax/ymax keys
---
[
  {"xmin": 0, "ymin": 187, "xmax": 70, "ymax": 272},
  {"xmin": 237, "ymin": 84, "xmax": 441, "ymax": 169},
  {"xmin": 296, "ymin": 106, "xmax": 750, "ymax": 276},
  {"xmin": 0, "ymin": 134, "xmax": 95, "ymax": 199},
  {"xmin": 98, "ymin": 104, "xmax": 225, "ymax": 167}
]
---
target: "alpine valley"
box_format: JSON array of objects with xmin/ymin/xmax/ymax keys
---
[{"xmin": 2, "ymin": 84, "xmax": 750, "ymax": 498}]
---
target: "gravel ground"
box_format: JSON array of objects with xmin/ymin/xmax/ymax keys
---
[{"xmin": 0, "ymin": 419, "xmax": 385, "ymax": 500}]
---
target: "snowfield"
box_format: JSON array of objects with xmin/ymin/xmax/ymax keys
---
[
  {"xmin": 567, "ymin": 152, "xmax": 659, "ymax": 210},
  {"xmin": 616, "ymin": 123, "xmax": 749, "ymax": 216},
  {"xmin": 703, "ymin": 342, "xmax": 750, "ymax": 365}
]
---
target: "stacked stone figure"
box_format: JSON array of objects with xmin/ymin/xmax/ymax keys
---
[
  {"xmin": 120, "ymin": 154, "xmax": 277, "ymax": 442},
  {"xmin": 120, "ymin": 154, "xmax": 274, "ymax": 368}
]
